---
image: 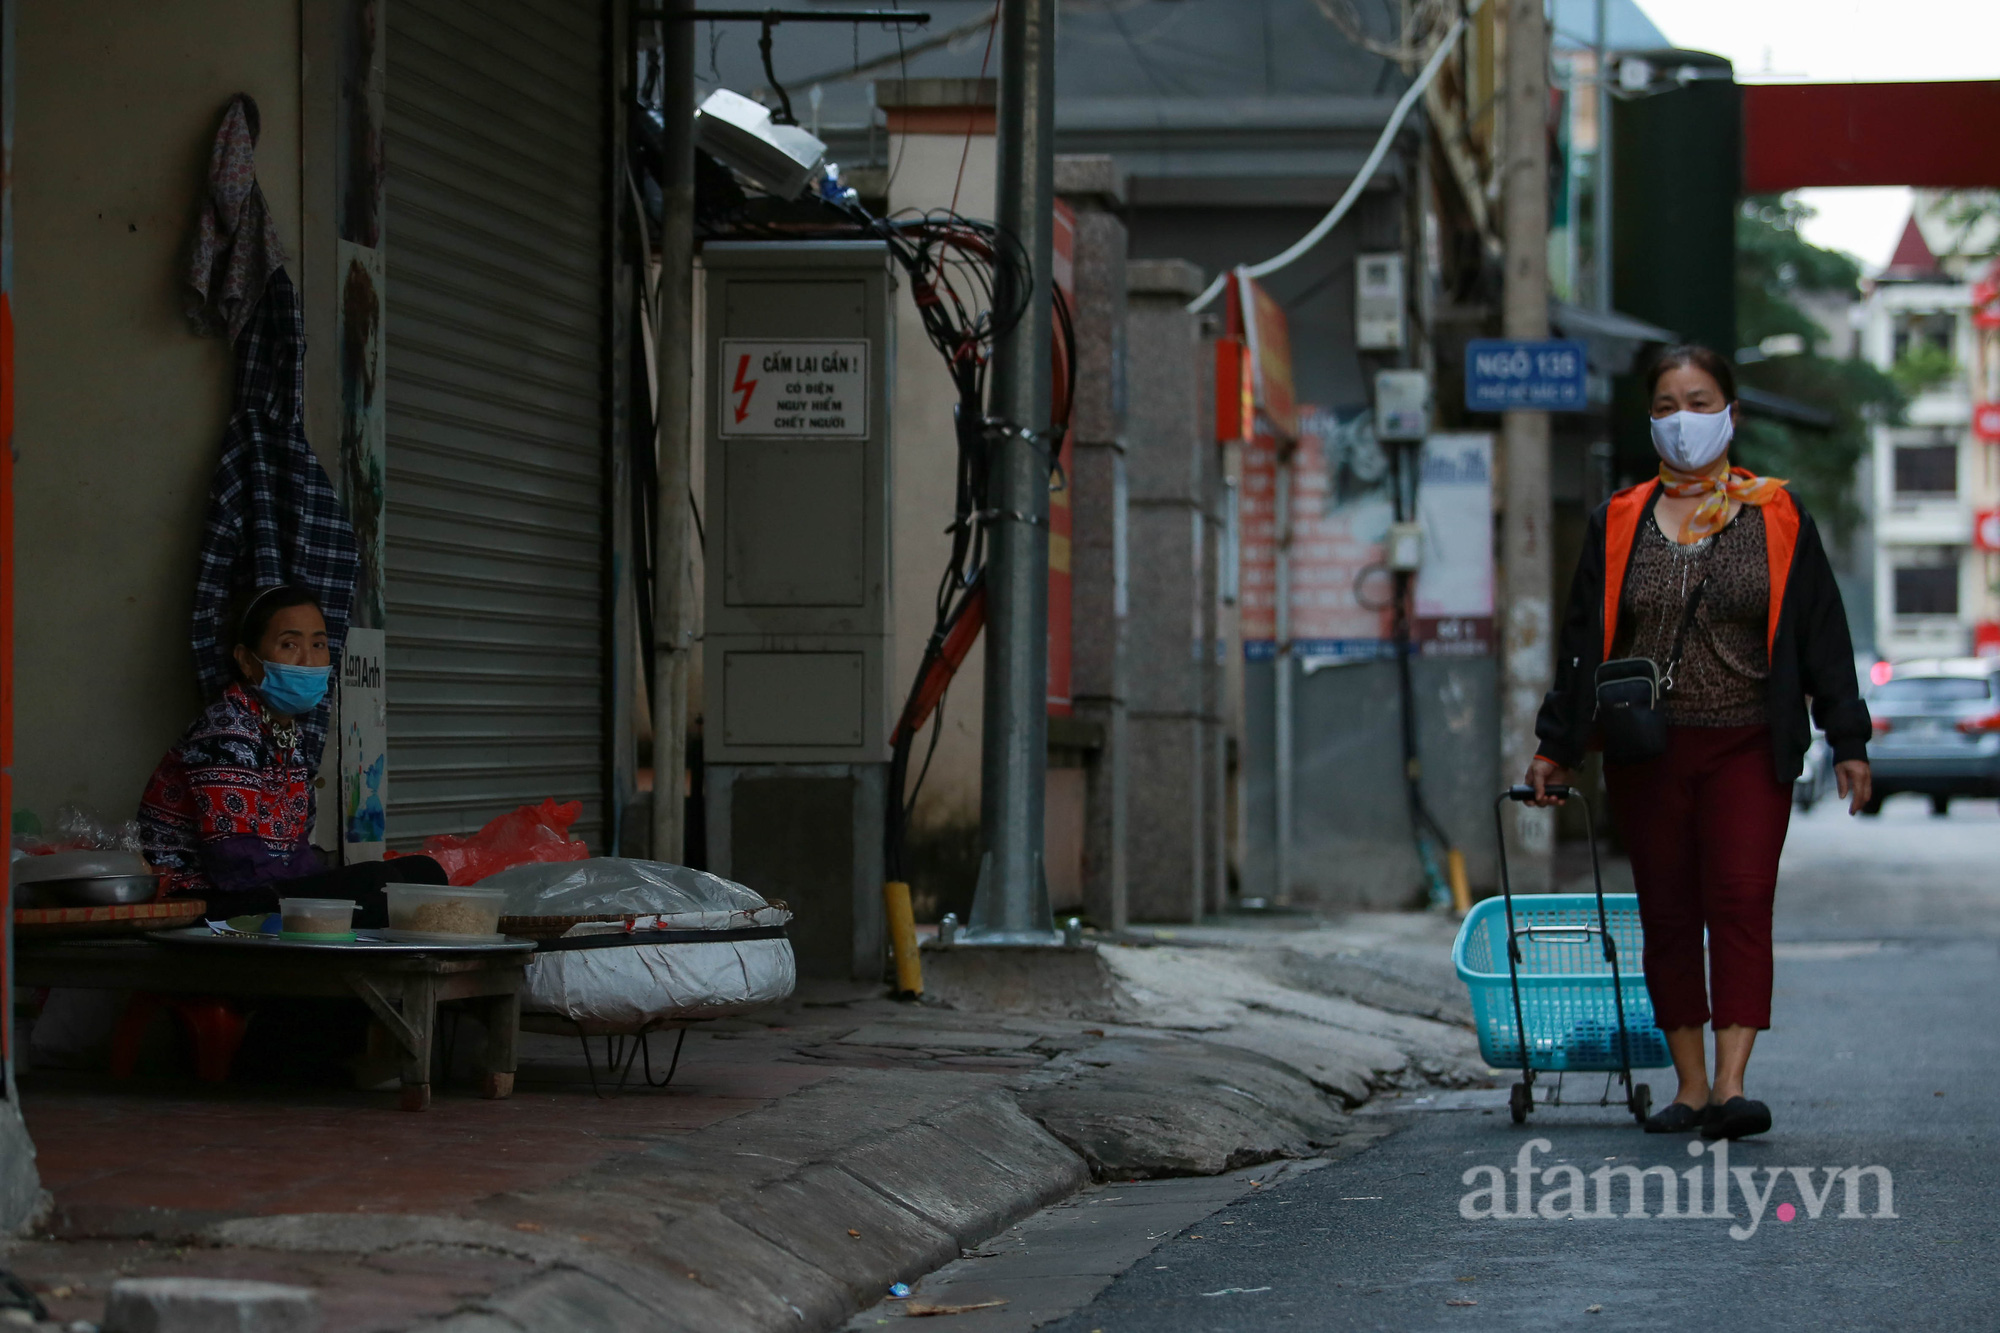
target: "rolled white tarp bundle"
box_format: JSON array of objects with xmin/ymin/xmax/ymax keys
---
[{"xmin": 480, "ymin": 858, "xmax": 796, "ymax": 1034}]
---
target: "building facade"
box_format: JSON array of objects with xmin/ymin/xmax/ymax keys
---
[{"xmin": 1862, "ymin": 206, "xmax": 2000, "ymax": 663}]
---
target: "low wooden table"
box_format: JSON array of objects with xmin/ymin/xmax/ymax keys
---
[
  {"xmin": 14, "ymin": 900, "xmax": 206, "ymax": 938},
  {"xmin": 16, "ymin": 933, "xmax": 534, "ymax": 1111}
]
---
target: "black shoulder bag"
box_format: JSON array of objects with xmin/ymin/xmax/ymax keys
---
[{"xmin": 1594, "ymin": 577, "xmax": 1706, "ymax": 765}]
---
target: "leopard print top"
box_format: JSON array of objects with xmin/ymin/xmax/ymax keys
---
[{"xmin": 1612, "ymin": 503, "xmax": 1770, "ymax": 727}]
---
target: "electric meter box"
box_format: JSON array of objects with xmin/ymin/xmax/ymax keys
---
[
  {"xmin": 1356, "ymin": 252, "xmax": 1406, "ymax": 351},
  {"xmin": 700, "ymin": 240, "xmax": 895, "ymax": 983},
  {"xmin": 1374, "ymin": 368, "xmax": 1432, "ymax": 442},
  {"xmin": 702, "ymin": 241, "xmax": 895, "ymax": 765}
]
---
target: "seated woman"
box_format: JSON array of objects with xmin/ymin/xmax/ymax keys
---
[{"xmin": 138, "ymin": 584, "xmax": 444, "ymax": 925}]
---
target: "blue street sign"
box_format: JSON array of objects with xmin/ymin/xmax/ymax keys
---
[{"xmin": 1464, "ymin": 338, "xmax": 1589, "ymax": 412}]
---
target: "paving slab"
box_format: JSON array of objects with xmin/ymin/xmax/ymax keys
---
[{"xmin": 836, "ymin": 1026, "xmax": 1045, "ymax": 1050}]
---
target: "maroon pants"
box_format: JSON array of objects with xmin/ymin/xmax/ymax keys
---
[{"xmin": 1602, "ymin": 725, "xmax": 1792, "ymax": 1031}]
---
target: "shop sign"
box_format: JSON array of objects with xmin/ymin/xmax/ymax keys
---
[
  {"xmin": 1973, "ymin": 260, "xmax": 2000, "ymax": 330},
  {"xmin": 1413, "ymin": 433, "xmax": 1495, "ymax": 656},
  {"xmin": 1973, "ymin": 402, "xmax": 2000, "ymax": 442},
  {"xmin": 340, "ymin": 628, "xmax": 388, "ymax": 858},
  {"xmin": 1228, "ymin": 269, "xmax": 1298, "ymax": 442},
  {"xmin": 1215, "ymin": 338, "xmax": 1254, "ymax": 443},
  {"xmin": 1974, "ymin": 508, "xmax": 2000, "ymax": 553}
]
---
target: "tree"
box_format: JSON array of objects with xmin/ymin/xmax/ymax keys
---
[{"xmin": 1732, "ymin": 196, "xmax": 1905, "ymax": 536}]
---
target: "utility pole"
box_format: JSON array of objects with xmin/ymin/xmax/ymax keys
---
[
  {"xmin": 1499, "ymin": 0, "xmax": 1555, "ymax": 888},
  {"xmin": 651, "ymin": 0, "xmax": 696, "ymax": 864},
  {"xmin": 963, "ymin": 0, "xmax": 1060, "ymax": 944}
]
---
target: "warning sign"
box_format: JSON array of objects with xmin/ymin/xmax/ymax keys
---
[{"xmin": 718, "ymin": 340, "xmax": 869, "ymax": 437}]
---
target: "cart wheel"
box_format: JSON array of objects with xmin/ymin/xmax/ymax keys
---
[
  {"xmin": 1628, "ymin": 1082, "xmax": 1652, "ymax": 1123},
  {"xmin": 1509, "ymin": 1082, "xmax": 1531, "ymax": 1124}
]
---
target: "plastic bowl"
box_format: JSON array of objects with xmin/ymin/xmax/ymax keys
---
[
  {"xmin": 279, "ymin": 897, "xmax": 358, "ymax": 940},
  {"xmin": 383, "ymin": 884, "xmax": 506, "ymax": 941}
]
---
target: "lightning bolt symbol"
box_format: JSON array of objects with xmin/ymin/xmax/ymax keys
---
[{"xmin": 732, "ymin": 354, "xmax": 758, "ymax": 424}]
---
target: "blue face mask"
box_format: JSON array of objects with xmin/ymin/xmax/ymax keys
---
[{"xmin": 254, "ymin": 660, "xmax": 331, "ymax": 716}]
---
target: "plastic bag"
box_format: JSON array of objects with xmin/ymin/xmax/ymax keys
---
[
  {"xmin": 491, "ymin": 858, "xmax": 796, "ymax": 1031},
  {"xmin": 480, "ymin": 856, "xmax": 777, "ymax": 923},
  {"xmin": 524, "ymin": 925, "xmax": 795, "ymax": 1032},
  {"xmin": 388, "ymin": 798, "xmax": 590, "ymax": 886},
  {"xmin": 24, "ymin": 805, "xmax": 145, "ymax": 854}
]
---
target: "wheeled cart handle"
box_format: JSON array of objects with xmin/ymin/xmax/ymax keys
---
[{"xmin": 1490, "ymin": 779, "xmax": 1640, "ymax": 1117}]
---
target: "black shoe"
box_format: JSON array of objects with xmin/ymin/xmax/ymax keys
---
[
  {"xmin": 1701, "ymin": 1096, "xmax": 1772, "ymax": 1140},
  {"xmin": 1643, "ymin": 1101, "xmax": 1709, "ymax": 1134}
]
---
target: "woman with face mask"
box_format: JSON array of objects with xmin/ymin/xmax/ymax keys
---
[
  {"xmin": 1522, "ymin": 344, "xmax": 1872, "ymax": 1141},
  {"xmin": 138, "ymin": 584, "xmax": 445, "ymax": 924}
]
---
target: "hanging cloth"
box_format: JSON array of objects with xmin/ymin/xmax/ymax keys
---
[
  {"xmin": 189, "ymin": 269, "xmax": 359, "ymax": 773},
  {"xmin": 184, "ymin": 94, "xmax": 288, "ymax": 342}
]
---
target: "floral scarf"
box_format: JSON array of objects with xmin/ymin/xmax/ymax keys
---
[{"xmin": 1657, "ymin": 461, "xmax": 1787, "ymax": 544}]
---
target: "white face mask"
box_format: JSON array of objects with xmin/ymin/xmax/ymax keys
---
[{"xmin": 1649, "ymin": 407, "xmax": 1734, "ymax": 472}]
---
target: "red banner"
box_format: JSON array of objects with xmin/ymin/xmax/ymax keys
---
[
  {"xmin": 1047, "ymin": 199, "xmax": 1076, "ymax": 716},
  {"xmin": 1743, "ymin": 82, "xmax": 2000, "ymax": 193}
]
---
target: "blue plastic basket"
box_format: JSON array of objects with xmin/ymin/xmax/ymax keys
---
[{"xmin": 1453, "ymin": 893, "xmax": 1671, "ymax": 1072}]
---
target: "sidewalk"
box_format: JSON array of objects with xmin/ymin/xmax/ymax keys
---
[{"xmin": 1, "ymin": 912, "xmax": 1485, "ymax": 1331}]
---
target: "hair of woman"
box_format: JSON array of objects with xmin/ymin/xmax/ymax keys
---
[{"xmin": 1644, "ymin": 342, "xmax": 1738, "ymax": 402}]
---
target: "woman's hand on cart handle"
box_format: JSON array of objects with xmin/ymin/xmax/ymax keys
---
[
  {"xmin": 1835, "ymin": 760, "xmax": 1872, "ymax": 816},
  {"xmin": 1523, "ymin": 757, "xmax": 1571, "ymax": 806}
]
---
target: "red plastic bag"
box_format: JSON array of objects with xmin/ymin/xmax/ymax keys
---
[{"xmin": 387, "ymin": 798, "xmax": 590, "ymax": 886}]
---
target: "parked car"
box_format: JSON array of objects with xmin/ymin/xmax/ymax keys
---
[{"xmin": 1862, "ymin": 658, "xmax": 2000, "ymax": 815}]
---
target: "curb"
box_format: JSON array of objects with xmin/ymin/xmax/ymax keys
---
[
  {"xmin": 192, "ymin": 1032, "xmax": 1353, "ymax": 1332},
  {"xmin": 206, "ymin": 1088, "xmax": 1089, "ymax": 1332}
]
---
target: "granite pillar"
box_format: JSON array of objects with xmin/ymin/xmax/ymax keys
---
[
  {"xmin": 1055, "ymin": 156, "xmax": 1129, "ymax": 932},
  {"xmin": 1123, "ymin": 259, "xmax": 1208, "ymax": 922}
]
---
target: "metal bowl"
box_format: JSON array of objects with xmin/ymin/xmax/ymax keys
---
[{"xmin": 19, "ymin": 873, "xmax": 160, "ymax": 908}]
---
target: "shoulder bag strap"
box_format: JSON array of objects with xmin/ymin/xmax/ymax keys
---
[{"xmin": 1658, "ymin": 577, "xmax": 1708, "ymax": 693}]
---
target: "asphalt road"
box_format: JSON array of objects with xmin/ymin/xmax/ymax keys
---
[{"xmin": 1044, "ymin": 795, "xmax": 2000, "ymax": 1332}]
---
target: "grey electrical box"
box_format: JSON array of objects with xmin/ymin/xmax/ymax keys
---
[
  {"xmin": 703, "ymin": 242, "xmax": 894, "ymax": 765},
  {"xmin": 1356, "ymin": 252, "xmax": 1406, "ymax": 351},
  {"xmin": 701, "ymin": 241, "xmax": 894, "ymax": 982},
  {"xmin": 1374, "ymin": 368, "xmax": 1432, "ymax": 442}
]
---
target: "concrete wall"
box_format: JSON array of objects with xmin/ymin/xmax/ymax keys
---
[
  {"xmin": 1128, "ymin": 192, "xmax": 1502, "ymax": 909},
  {"xmin": 885, "ymin": 126, "xmax": 996, "ymax": 914},
  {"xmin": 13, "ymin": 2, "xmax": 304, "ymax": 825},
  {"xmin": 1241, "ymin": 656, "xmax": 1500, "ymax": 908}
]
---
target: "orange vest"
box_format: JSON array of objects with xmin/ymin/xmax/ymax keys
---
[{"xmin": 1600, "ymin": 474, "xmax": 1800, "ymax": 663}]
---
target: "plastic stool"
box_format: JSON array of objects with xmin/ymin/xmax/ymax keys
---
[{"xmin": 109, "ymin": 995, "xmax": 248, "ymax": 1082}]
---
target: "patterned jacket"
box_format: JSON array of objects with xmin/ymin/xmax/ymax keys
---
[{"xmin": 138, "ymin": 684, "xmax": 323, "ymax": 897}]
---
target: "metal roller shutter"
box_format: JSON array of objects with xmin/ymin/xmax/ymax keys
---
[{"xmin": 384, "ymin": 0, "xmax": 609, "ymax": 846}]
